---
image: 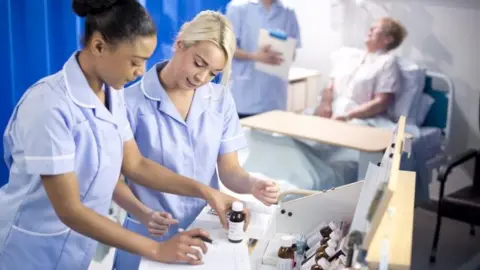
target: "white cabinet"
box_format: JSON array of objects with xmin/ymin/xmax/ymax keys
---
[{"xmin": 286, "ymin": 67, "xmax": 322, "ymax": 112}]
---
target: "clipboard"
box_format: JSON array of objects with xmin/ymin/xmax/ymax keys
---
[{"xmin": 255, "ymin": 28, "xmax": 297, "ymax": 80}]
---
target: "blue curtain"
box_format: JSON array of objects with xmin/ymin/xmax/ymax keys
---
[{"xmin": 0, "ymin": 0, "xmax": 230, "ymax": 187}]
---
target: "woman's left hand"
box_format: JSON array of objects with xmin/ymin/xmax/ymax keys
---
[{"xmin": 251, "ymin": 176, "xmax": 279, "ymax": 206}]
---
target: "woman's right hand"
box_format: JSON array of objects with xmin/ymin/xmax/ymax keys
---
[
  {"xmin": 152, "ymin": 228, "xmax": 210, "ymax": 265},
  {"xmin": 314, "ymin": 102, "xmax": 333, "ymax": 118}
]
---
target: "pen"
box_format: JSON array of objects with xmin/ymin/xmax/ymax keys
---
[{"xmin": 178, "ymin": 228, "xmax": 214, "ymax": 244}]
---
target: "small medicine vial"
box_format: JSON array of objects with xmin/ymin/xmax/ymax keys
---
[
  {"xmin": 310, "ymin": 258, "xmax": 330, "ymax": 270},
  {"xmin": 228, "ymin": 201, "xmax": 245, "ymax": 243},
  {"xmin": 277, "ymin": 235, "xmax": 295, "ymax": 270}
]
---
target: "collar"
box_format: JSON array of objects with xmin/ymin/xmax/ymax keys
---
[
  {"xmin": 140, "ymin": 62, "xmax": 216, "ymax": 123},
  {"xmin": 62, "ymin": 52, "xmax": 119, "ymax": 109}
]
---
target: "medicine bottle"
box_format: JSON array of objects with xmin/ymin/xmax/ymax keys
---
[
  {"xmin": 315, "ymin": 246, "xmax": 336, "ymax": 262},
  {"xmin": 228, "ymin": 201, "xmax": 245, "ymax": 243},
  {"xmin": 277, "ymin": 235, "xmax": 295, "ymax": 270},
  {"xmin": 329, "ymin": 255, "xmax": 347, "ymax": 270},
  {"xmin": 305, "ymin": 239, "xmax": 337, "ymax": 259},
  {"xmin": 310, "ymin": 258, "xmax": 330, "ymax": 270}
]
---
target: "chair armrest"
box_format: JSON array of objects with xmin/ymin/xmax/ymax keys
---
[{"xmin": 437, "ymin": 149, "xmax": 478, "ymax": 183}]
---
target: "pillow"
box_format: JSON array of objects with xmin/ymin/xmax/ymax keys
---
[
  {"xmin": 389, "ymin": 57, "xmax": 426, "ymax": 125},
  {"xmin": 416, "ymin": 93, "xmax": 435, "ymax": 126}
]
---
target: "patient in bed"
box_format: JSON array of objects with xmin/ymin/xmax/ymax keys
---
[
  {"xmin": 314, "ymin": 17, "xmax": 407, "ymax": 124},
  {"xmin": 242, "ymin": 18, "xmax": 409, "ymax": 198}
]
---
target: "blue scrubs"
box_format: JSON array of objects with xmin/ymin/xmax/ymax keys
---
[
  {"xmin": 0, "ymin": 53, "xmax": 133, "ymax": 270},
  {"xmin": 226, "ymin": 0, "xmax": 301, "ymax": 114},
  {"xmin": 113, "ymin": 63, "xmax": 248, "ymax": 269}
]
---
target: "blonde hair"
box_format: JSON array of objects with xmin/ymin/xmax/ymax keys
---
[
  {"xmin": 176, "ymin": 10, "xmax": 236, "ymax": 85},
  {"xmin": 380, "ymin": 17, "xmax": 408, "ymax": 51}
]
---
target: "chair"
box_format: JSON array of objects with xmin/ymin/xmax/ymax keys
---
[{"xmin": 429, "ymin": 148, "xmax": 480, "ymax": 263}]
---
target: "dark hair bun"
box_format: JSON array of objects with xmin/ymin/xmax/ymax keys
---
[{"xmin": 72, "ymin": 0, "xmax": 127, "ymax": 17}]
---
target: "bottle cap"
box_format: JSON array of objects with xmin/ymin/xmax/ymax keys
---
[
  {"xmin": 329, "ymin": 221, "xmax": 338, "ymax": 231},
  {"xmin": 325, "ymin": 246, "xmax": 336, "ymax": 257},
  {"xmin": 318, "ymin": 258, "xmax": 330, "ymax": 269},
  {"xmin": 232, "ymin": 201, "xmax": 243, "ymax": 212},
  {"xmin": 327, "ymin": 239, "xmax": 337, "ymax": 249},
  {"xmin": 280, "ymin": 235, "xmax": 294, "ymax": 247},
  {"xmin": 330, "ymin": 231, "xmax": 341, "ymax": 241}
]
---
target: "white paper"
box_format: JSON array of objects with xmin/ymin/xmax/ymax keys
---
[
  {"xmin": 139, "ymin": 227, "xmax": 250, "ymax": 270},
  {"xmin": 255, "ymin": 28, "xmax": 297, "ymax": 79}
]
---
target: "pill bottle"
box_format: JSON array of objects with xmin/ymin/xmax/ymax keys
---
[{"xmin": 228, "ymin": 201, "xmax": 245, "ymax": 243}]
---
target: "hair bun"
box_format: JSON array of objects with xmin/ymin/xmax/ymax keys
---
[{"xmin": 72, "ymin": 0, "xmax": 127, "ymax": 17}]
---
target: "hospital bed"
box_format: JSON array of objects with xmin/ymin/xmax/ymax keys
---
[{"xmin": 239, "ymin": 68, "xmax": 453, "ymax": 203}]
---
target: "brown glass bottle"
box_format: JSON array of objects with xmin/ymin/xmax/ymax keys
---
[
  {"xmin": 320, "ymin": 222, "xmax": 338, "ymax": 238},
  {"xmin": 228, "ymin": 201, "xmax": 245, "ymax": 243},
  {"xmin": 277, "ymin": 235, "xmax": 295, "ymax": 270},
  {"xmin": 315, "ymin": 246, "xmax": 336, "ymax": 262},
  {"xmin": 310, "ymin": 258, "xmax": 330, "ymax": 270},
  {"xmin": 316, "ymin": 239, "xmax": 338, "ymax": 255}
]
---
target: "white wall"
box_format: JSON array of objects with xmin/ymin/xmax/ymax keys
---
[{"xmin": 288, "ymin": 0, "xmax": 480, "ymax": 185}]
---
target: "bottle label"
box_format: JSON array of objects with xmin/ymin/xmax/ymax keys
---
[
  {"xmin": 277, "ymin": 258, "xmax": 294, "ymax": 270},
  {"xmin": 228, "ymin": 221, "xmax": 244, "ymax": 241}
]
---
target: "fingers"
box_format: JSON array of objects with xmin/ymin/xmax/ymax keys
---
[
  {"xmin": 178, "ymin": 251, "xmax": 203, "ymax": 265},
  {"xmin": 186, "ymin": 228, "xmax": 210, "ymax": 239},
  {"xmin": 188, "ymin": 237, "xmax": 208, "ymax": 255},
  {"xmin": 243, "ymin": 209, "xmax": 250, "ymax": 231},
  {"xmin": 152, "ymin": 212, "xmax": 179, "ymax": 225},
  {"xmin": 217, "ymin": 208, "xmax": 229, "ymax": 230},
  {"xmin": 149, "ymin": 228, "xmax": 167, "ymax": 236}
]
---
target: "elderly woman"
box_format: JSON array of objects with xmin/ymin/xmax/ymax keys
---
[
  {"xmin": 315, "ymin": 17, "xmax": 407, "ymax": 123},
  {"xmin": 241, "ymin": 17, "xmax": 408, "ymax": 198}
]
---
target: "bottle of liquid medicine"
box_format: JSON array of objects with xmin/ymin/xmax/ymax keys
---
[
  {"xmin": 228, "ymin": 201, "xmax": 245, "ymax": 243},
  {"xmin": 306, "ymin": 222, "xmax": 338, "ymax": 249},
  {"xmin": 305, "ymin": 238, "xmax": 337, "ymax": 259},
  {"xmin": 277, "ymin": 235, "xmax": 295, "ymax": 270},
  {"xmin": 315, "ymin": 246, "xmax": 336, "ymax": 263},
  {"xmin": 310, "ymin": 258, "xmax": 330, "ymax": 270}
]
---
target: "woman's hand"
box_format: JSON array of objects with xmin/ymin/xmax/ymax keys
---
[
  {"xmin": 251, "ymin": 176, "xmax": 279, "ymax": 206},
  {"xmin": 202, "ymin": 188, "xmax": 250, "ymax": 231},
  {"xmin": 314, "ymin": 102, "xmax": 333, "ymax": 118},
  {"xmin": 152, "ymin": 228, "xmax": 209, "ymax": 265},
  {"xmin": 140, "ymin": 210, "xmax": 179, "ymax": 237}
]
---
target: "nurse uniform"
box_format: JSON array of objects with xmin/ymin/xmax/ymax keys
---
[{"xmin": 0, "ymin": 53, "xmax": 133, "ymax": 270}]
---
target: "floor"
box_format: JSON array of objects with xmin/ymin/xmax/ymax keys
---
[{"xmin": 89, "ymin": 144, "xmax": 480, "ymax": 270}]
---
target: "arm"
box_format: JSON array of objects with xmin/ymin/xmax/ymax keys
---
[
  {"xmin": 234, "ymin": 48, "xmax": 256, "ymax": 61},
  {"xmin": 121, "ymin": 139, "xmax": 241, "ymax": 228},
  {"xmin": 217, "ymin": 152, "xmax": 253, "ymax": 194},
  {"xmin": 216, "ymin": 91, "xmax": 278, "ymax": 205},
  {"xmin": 345, "ymin": 93, "xmax": 393, "ymax": 119},
  {"xmin": 314, "ymin": 79, "xmax": 335, "ymax": 117},
  {"xmin": 112, "ymin": 178, "xmax": 152, "ymax": 223},
  {"xmin": 121, "ymin": 140, "xmax": 211, "ymax": 198},
  {"xmin": 42, "ymin": 173, "xmax": 161, "ymax": 260},
  {"xmin": 217, "ymin": 152, "xmax": 278, "ymax": 206}
]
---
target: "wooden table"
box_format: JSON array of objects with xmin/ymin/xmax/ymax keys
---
[{"xmin": 241, "ymin": 110, "xmax": 394, "ymax": 180}]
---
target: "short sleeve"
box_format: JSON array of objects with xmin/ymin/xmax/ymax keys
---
[
  {"xmin": 219, "ymin": 90, "xmax": 248, "ymax": 155},
  {"xmin": 15, "ymin": 90, "xmax": 75, "ymax": 175},
  {"xmin": 226, "ymin": 3, "xmax": 242, "ymax": 45},
  {"xmin": 288, "ymin": 9, "xmax": 302, "ymax": 48},
  {"xmin": 375, "ymin": 56, "xmax": 401, "ymax": 95}
]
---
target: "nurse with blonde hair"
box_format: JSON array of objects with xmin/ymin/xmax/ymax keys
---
[{"xmin": 114, "ymin": 10, "xmax": 280, "ymax": 269}]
